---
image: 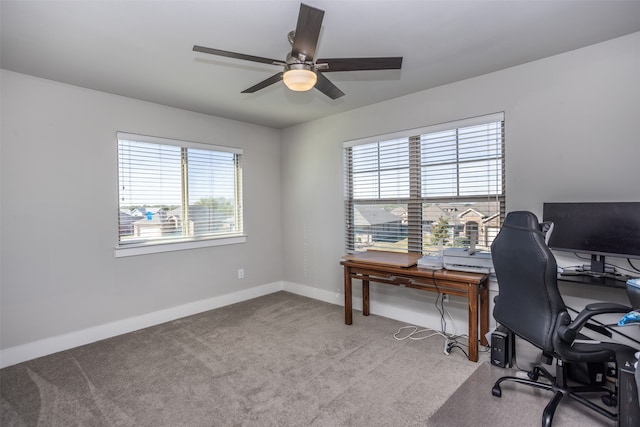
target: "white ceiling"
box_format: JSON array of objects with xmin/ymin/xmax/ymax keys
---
[{"xmin": 2, "ymin": 0, "xmax": 640, "ymax": 129}]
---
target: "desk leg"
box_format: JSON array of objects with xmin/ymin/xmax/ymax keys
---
[
  {"xmin": 362, "ymin": 278, "xmax": 370, "ymax": 316},
  {"xmin": 480, "ymin": 280, "xmax": 489, "ymax": 347},
  {"xmin": 468, "ymin": 283, "xmax": 479, "ymax": 362},
  {"xmin": 344, "ymin": 267, "xmax": 352, "ymax": 325}
]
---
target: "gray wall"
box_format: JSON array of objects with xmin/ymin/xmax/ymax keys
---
[
  {"xmin": 1, "ymin": 71, "xmax": 283, "ymax": 351},
  {"xmin": 2, "ymin": 31, "xmax": 639, "ymax": 361},
  {"xmin": 280, "ymin": 32, "xmax": 640, "ymax": 331}
]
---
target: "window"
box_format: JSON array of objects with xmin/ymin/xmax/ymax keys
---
[
  {"xmin": 116, "ymin": 132, "xmax": 243, "ymax": 255},
  {"xmin": 344, "ymin": 113, "xmax": 504, "ymax": 254}
]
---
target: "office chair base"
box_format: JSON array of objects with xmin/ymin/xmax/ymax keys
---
[{"xmin": 492, "ymin": 371, "xmax": 618, "ymax": 427}]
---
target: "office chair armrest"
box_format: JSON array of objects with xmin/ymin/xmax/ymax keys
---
[
  {"xmin": 582, "ymin": 302, "xmax": 632, "ymax": 317},
  {"xmin": 557, "ymin": 302, "xmax": 632, "ymax": 343}
]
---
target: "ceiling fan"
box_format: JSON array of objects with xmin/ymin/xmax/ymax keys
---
[{"xmin": 193, "ymin": 3, "xmax": 403, "ymax": 99}]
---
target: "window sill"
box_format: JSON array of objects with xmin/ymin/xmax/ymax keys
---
[{"xmin": 114, "ymin": 235, "xmax": 247, "ymax": 258}]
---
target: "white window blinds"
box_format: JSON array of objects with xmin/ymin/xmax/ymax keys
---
[
  {"xmin": 117, "ymin": 132, "xmax": 243, "ymax": 247},
  {"xmin": 344, "ymin": 113, "xmax": 505, "ymax": 254}
]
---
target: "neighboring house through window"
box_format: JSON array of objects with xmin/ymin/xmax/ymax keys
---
[
  {"xmin": 343, "ymin": 113, "xmax": 505, "ymax": 254},
  {"xmin": 116, "ymin": 132, "xmax": 244, "ymax": 257}
]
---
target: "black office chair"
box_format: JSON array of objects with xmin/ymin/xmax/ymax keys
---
[{"xmin": 490, "ymin": 211, "xmax": 638, "ymax": 427}]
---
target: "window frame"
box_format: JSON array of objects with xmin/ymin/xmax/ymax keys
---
[
  {"xmin": 343, "ymin": 113, "xmax": 505, "ymax": 254},
  {"xmin": 114, "ymin": 132, "xmax": 245, "ymax": 258}
]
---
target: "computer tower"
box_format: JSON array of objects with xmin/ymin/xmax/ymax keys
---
[{"xmin": 619, "ymin": 364, "xmax": 640, "ymax": 426}]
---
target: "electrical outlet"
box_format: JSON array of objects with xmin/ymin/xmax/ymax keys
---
[
  {"xmin": 238, "ymin": 268, "xmax": 244, "ymax": 279},
  {"xmin": 442, "ymin": 293, "xmax": 449, "ymax": 303}
]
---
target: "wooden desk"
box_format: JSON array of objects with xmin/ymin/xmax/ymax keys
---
[{"xmin": 341, "ymin": 251, "xmax": 490, "ymax": 362}]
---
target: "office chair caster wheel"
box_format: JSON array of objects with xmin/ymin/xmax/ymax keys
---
[
  {"xmin": 492, "ymin": 385, "xmax": 502, "ymax": 397},
  {"xmin": 601, "ymin": 393, "xmax": 616, "ymax": 407},
  {"xmin": 528, "ymin": 369, "xmax": 539, "ymax": 381}
]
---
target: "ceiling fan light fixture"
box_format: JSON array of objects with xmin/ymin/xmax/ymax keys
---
[{"xmin": 283, "ymin": 64, "xmax": 317, "ymax": 91}]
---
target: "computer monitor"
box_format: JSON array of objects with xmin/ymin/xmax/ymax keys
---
[{"xmin": 542, "ymin": 202, "xmax": 640, "ymax": 274}]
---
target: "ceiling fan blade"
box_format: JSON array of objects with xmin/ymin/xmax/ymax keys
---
[
  {"xmin": 315, "ymin": 72, "xmax": 345, "ymax": 99},
  {"xmin": 291, "ymin": 4, "xmax": 324, "ymax": 62},
  {"xmin": 241, "ymin": 72, "xmax": 284, "ymax": 93},
  {"xmin": 316, "ymin": 57, "xmax": 403, "ymax": 72},
  {"xmin": 193, "ymin": 45, "xmax": 284, "ymax": 66}
]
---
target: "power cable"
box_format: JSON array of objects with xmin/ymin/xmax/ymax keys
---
[{"xmin": 394, "ymin": 270, "xmax": 475, "ymax": 357}]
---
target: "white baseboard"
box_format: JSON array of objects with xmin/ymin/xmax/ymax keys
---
[
  {"xmin": 282, "ymin": 281, "xmax": 344, "ymax": 306},
  {"xmin": 1, "ymin": 281, "xmax": 490, "ymax": 369},
  {"xmin": 0, "ymin": 282, "xmax": 283, "ymax": 368},
  {"xmin": 281, "ymin": 281, "xmax": 472, "ymax": 335}
]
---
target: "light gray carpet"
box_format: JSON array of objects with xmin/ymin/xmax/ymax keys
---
[
  {"xmin": 429, "ymin": 361, "xmax": 616, "ymax": 427},
  {"xmin": 1, "ymin": 291, "xmax": 483, "ymax": 426}
]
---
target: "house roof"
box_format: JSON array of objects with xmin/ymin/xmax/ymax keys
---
[{"xmin": 354, "ymin": 206, "xmax": 402, "ymax": 226}]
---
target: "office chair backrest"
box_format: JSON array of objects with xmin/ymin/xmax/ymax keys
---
[{"xmin": 491, "ymin": 211, "xmax": 566, "ymax": 353}]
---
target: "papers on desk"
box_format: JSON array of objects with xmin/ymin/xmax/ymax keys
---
[
  {"xmin": 627, "ymin": 278, "xmax": 640, "ymax": 311},
  {"xmin": 417, "ymin": 254, "xmax": 443, "ymax": 269},
  {"xmin": 619, "ymin": 277, "xmax": 640, "ymax": 326}
]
